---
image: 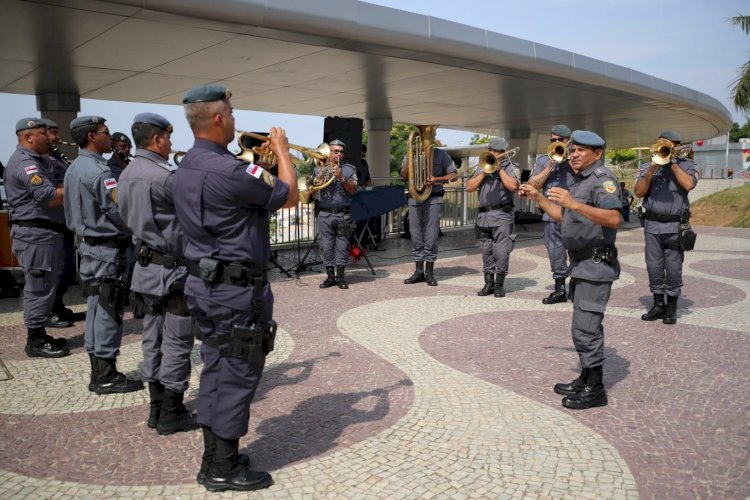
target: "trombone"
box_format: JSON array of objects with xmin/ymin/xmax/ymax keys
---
[
  {"xmin": 649, "ymin": 138, "xmax": 692, "ymax": 165},
  {"xmin": 446, "ymin": 147, "xmax": 520, "ymax": 188},
  {"xmin": 547, "ymin": 141, "xmax": 568, "ymax": 163}
]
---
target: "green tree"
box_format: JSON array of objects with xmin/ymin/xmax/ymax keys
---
[
  {"xmin": 728, "ymin": 120, "xmax": 750, "ymax": 142},
  {"xmin": 469, "ymin": 134, "xmax": 490, "ymax": 145},
  {"xmin": 389, "ymin": 123, "xmax": 418, "ymax": 176},
  {"xmin": 606, "ymin": 148, "xmax": 638, "ymax": 165},
  {"xmin": 729, "ymin": 15, "xmax": 750, "ymax": 112}
]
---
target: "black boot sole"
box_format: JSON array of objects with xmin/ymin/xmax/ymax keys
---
[
  {"xmin": 94, "ymin": 381, "xmax": 144, "ymax": 395},
  {"xmin": 204, "ymin": 475, "xmax": 273, "ymax": 492},
  {"xmin": 562, "ymin": 393, "xmax": 608, "ymax": 410},
  {"xmin": 553, "ymin": 384, "xmax": 581, "ymax": 397},
  {"xmin": 25, "ymin": 346, "xmax": 70, "ymax": 358}
]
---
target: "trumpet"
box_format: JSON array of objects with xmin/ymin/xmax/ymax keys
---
[
  {"xmin": 649, "ymin": 138, "xmax": 692, "ymax": 165},
  {"xmin": 236, "ymin": 130, "xmax": 329, "ymax": 167},
  {"xmin": 447, "ymin": 151, "xmax": 496, "ymax": 188},
  {"xmin": 547, "ymin": 141, "xmax": 568, "ymax": 163},
  {"xmin": 171, "ymin": 150, "xmax": 187, "ymax": 166}
]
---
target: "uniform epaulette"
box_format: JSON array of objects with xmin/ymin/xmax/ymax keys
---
[{"xmin": 594, "ymin": 166, "xmax": 610, "ymax": 177}]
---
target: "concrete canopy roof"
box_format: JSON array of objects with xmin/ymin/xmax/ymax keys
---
[{"xmin": 0, "ymin": 0, "xmax": 732, "ymax": 149}]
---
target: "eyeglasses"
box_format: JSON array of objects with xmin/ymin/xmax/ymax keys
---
[
  {"xmin": 331, "ymin": 149, "xmax": 344, "ymax": 154},
  {"xmin": 550, "ymin": 137, "xmax": 564, "ymax": 143},
  {"xmin": 94, "ymin": 130, "xmax": 111, "ymax": 136}
]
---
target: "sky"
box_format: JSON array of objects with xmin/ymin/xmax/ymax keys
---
[{"xmin": 1, "ymin": 0, "xmax": 748, "ymax": 162}]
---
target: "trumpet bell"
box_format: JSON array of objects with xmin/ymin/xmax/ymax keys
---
[
  {"xmin": 650, "ymin": 138, "xmax": 674, "ymax": 165},
  {"xmin": 298, "ymin": 176, "xmax": 314, "ymax": 204},
  {"xmin": 478, "ymin": 151, "xmax": 497, "ymax": 174},
  {"xmin": 547, "ymin": 141, "xmax": 568, "ymax": 163}
]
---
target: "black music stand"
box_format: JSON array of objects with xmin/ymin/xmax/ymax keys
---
[
  {"xmin": 293, "ymin": 204, "xmax": 322, "ymax": 277},
  {"xmin": 268, "ymin": 250, "xmax": 292, "ymax": 278}
]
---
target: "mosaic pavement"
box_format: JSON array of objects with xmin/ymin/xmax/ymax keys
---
[{"xmin": 0, "ymin": 222, "xmax": 747, "ymax": 499}]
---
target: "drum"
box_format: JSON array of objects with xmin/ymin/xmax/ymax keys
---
[{"xmin": 0, "ymin": 211, "xmax": 20, "ymax": 269}]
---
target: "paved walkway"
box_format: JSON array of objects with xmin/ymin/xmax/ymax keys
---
[{"xmin": 0, "ymin": 222, "xmax": 748, "ymax": 499}]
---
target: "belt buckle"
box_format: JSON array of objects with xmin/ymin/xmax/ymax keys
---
[{"xmin": 162, "ymin": 254, "xmax": 177, "ymax": 269}]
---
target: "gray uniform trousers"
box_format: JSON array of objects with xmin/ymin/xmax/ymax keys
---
[
  {"xmin": 410, "ymin": 202, "xmax": 442, "ymax": 262},
  {"xmin": 11, "ymin": 231, "xmax": 64, "ymax": 328},
  {"xmin": 79, "ymin": 242, "xmax": 126, "ymax": 358},
  {"xmin": 140, "ymin": 294, "xmax": 194, "ymax": 393},
  {"xmin": 479, "ymin": 220, "xmax": 515, "ymax": 274},
  {"xmin": 543, "ymin": 221, "xmax": 569, "ymax": 279},
  {"xmin": 644, "ymin": 232, "xmax": 684, "ymax": 297},
  {"xmin": 318, "ymin": 212, "xmax": 350, "ymax": 266},
  {"xmin": 189, "ymin": 294, "xmax": 270, "ymax": 439},
  {"xmin": 571, "ymin": 278, "xmax": 612, "ymax": 368}
]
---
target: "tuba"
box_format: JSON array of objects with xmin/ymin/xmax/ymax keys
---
[
  {"xmin": 406, "ymin": 125, "xmax": 438, "ymax": 202},
  {"xmin": 649, "ymin": 138, "xmax": 692, "ymax": 165},
  {"xmin": 547, "ymin": 140, "xmax": 568, "ymax": 163}
]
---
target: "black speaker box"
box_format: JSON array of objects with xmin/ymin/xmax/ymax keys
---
[{"xmin": 323, "ymin": 116, "xmax": 363, "ymax": 167}]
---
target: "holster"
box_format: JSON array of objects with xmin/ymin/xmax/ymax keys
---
[
  {"xmin": 229, "ymin": 321, "xmax": 277, "ymax": 363},
  {"xmin": 677, "ymin": 209, "xmax": 696, "ymax": 252},
  {"xmin": 474, "ymin": 223, "xmax": 493, "ymax": 240},
  {"xmin": 98, "ymin": 277, "xmax": 127, "ymax": 324}
]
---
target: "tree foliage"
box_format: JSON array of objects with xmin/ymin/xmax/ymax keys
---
[
  {"xmin": 606, "ymin": 148, "xmax": 639, "ymax": 165},
  {"xmin": 729, "ymin": 15, "xmax": 750, "ymax": 112},
  {"xmin": 389, "ymin": 123, "xmax": 418, "ymax": 176},
  {"xmin": 729, "ymin": 120, "xmax": 750, "ymax": 142},
  {"xmin": 469, "ymin": 134, "xmax": 490, "ymax": 145}
]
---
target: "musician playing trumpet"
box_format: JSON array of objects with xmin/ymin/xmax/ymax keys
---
[
  {"xmin": 465, "ymin": 137, "xmax": 519, "ymax": 298},
  {"xmin": 528, "ymin": 125, "xmax": 576, "ymax": 305},
  {"xmin": 315, "ymin": 139, "xmax": 358, "ymax": 290}
]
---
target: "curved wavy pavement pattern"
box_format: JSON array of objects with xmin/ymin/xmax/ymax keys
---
[{"xmin": 0, "ymin": 223, "xmax": 748, "ymax": 499}]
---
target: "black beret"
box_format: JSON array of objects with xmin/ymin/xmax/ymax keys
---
[{"xmin": 111, "ymin": 132, "xmax": 132, "ymax": 145}]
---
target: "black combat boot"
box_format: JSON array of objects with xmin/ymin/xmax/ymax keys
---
[
  {"xmin": 641, "ymin": 294, "xmax": 666, "ymax": 321},
  {"xmin": 147, "ymin": 381, "xmax": 165, "ymax": 429},
  {"xmin": 493, "ymin": 273, "xmax": 506, "ymax": 298},
  {"xmin": 319, "ymin": 266, "xmax": 336, "ymax": 288},
  {"xmin": 157, "ymin": 389, "xmax": 199, "ymax": 435},
  {"xmin": 554, "ymin": 367, "xmax": 589, "ymax": 396},
  {"xmin": 562, "ymin": 365, "xmax": 607, "ymax": 410},
  {"xmin": 404, "ymin": 261, "xmax": 425, "ymax": 284},
  {"xmin": 197, "ymin": 427, "xmax": 251, "ymax": 486},
  {"xmin": 204, "ymin": 435, "xmax": 273, "ymax": 492},
  {"xmin": 424, "ymin": 262, "xmax": 437, "ymax": 286},
  {"xmin": 24, "ymin": 327, "xmax": 69, "ymax": 358},
  {"xmin": 542, "ymin": 277, "xmax": 567, "ymax": 304},
  {"xmin": 88, "ymin": 353, "xmax": 97, "ymax": 392},
  {"xmin": 93, "ymin": 357, "xmax": 144, "ymax": 395},
  {"xmin": 336, "ymin": 265, "xmax": 349, "ymax": 289},
  {"xmin": 568, "ymin": 279, "xmax": 576, "ymax": 301},
  {"xmin": 477, "ymin": 273, "xmax": 494, "ymax": 296},
  {"xmin": 663, "ymin": 295, "xmax": 678, "ymax": 325}
]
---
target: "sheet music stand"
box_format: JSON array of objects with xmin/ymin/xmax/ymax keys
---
[
  {"xmin": 293, "ymin": 204, "xmax": 322, "ymax": 277},
  {"xmin": 268, "ymin": 250, "xmax": 292, "ymax": 278}
]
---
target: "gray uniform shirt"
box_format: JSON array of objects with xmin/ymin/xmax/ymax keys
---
[
  {"xmin": 117, "ymin": 149, "xmax": 186, "ymax": 296},
  {"xmin": 636, "ymin": 158, "xmax": 697, "ymax": 235},
  {"xmin": 532, "ymin": 155, "xmax": 576, "ymax": 222},
  {"xmin": 561, "ymin": 161, "xmax": 621, "ymax": 282},
  {"xmin": 475, "ymin": 159, "xmax": 517, "ymax": 227},
  {"xmin": 4, "ymin": 145, "xmax": 64, "ymax": 244},
  {"xmin": 64, "ymin": 149, "xmax": 127, "ymax": 238},
  {"xmin": 400, "ymin": 148, "xmax": 457, "ymax": 206},
  {"xmin": 314, "ymin": 162, "xmax": 357, "ymax": 209}
]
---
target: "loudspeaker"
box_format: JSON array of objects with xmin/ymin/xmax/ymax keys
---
[{"xmin": 323, "ymin": 116, "xmax": 363, "ymax": 168}]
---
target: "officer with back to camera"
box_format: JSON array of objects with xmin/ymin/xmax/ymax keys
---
[
  {"xmin": 520, "ymin": 130, "xmax": 621, "ymax": 410},
  {"xmin": 4, "ymin": 118, "xmax": 69, "ymax": 357},
  {"xmin": 117, "ymin": 112, "xmax": 199, "ymax": 436},
  {"xmin": 174, "ymin": 84, "xmax": 298, "ymax": 492},
  {"xmin": 64, "ymin": 115, "xmax": 143, "ymax": 395}
]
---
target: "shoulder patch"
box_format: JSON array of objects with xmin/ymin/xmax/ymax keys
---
[
  {"xmin": 24, "ymin": 165, "xmax": 39, "ymax": 175},
  {"xmin": 30, "ymin": 174, "xmax": 43, "ymax": 186},
  {"xmin": 603, "ymin": 180, "xmax": 617, "ymax": 194},
  {"xmin": 104, "ymin": 178, "xmax": 118, "ymax": 190},
  {"xmin": 246, "ymin": 163, "xmax": 263, "ymax": 179}
]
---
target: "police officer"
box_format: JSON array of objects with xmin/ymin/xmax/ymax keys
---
[
  {"xmin": 4, "ymin": 118, "xmax": 69, "ymax": 357},
  {"xmin": 634, "ymin": 130, "xmax": 697, "ymax": 325},
  {"xmin": 42, "ymin": 118, "xmax": 84, "ymax": 326},
  {"xmin": 520, "ymin": 130, "xmax": 621, "ymax": 410},
  {"xmin": 64, "ymin": 116, "xmax": 143, "ymax": 395},
  {"xmin": 107, "ymin": 132, "xmax": 132, "ymax": 181},
  {"xmin": 400, "ymin": 133, "xmax": 457, "ymax": 286},
  {"xmin": 315, "ymin": 139, "xmax": 357, "ymax": 289},
  {"xmin": 117, "ymin": 113, "xmax": 198, "ymax": 435},
  {"xmin": 465, "ymin": 137, "xmax": 519, "ymax": 298},
  {"xmin": 528, "ymin": 125, "xmax": 576, "ymax": 304},
  {"xmin": 174, "ymin": 84, "xmax": 297, "ymax": 492}
]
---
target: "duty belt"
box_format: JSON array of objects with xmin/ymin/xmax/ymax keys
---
[
  {"xmin": 187, "ymin": 258, "xmax": 266, "ymax": 287},
  {"xmin": 643, "ymin": 210, "xmax": 681, "ymax": 223},
  {"xmin": 78, "ymin": 235, "xmax": 131, "ymax": 249},
  {"xmin": 11, "ymin": 218, "xmax": 66, "ymax": 234},
  {"xmin": 569, "ymin": 245, "xmax": 617, "ymax": 263},
  {"xmin": 319, "ymin": 207, "xmax": 349, "ymax": 214},
  {"xmin": 137, "ymin": 242, "xmax": 186, "ymax": 269},
  {"xmin": 479, "ymin": 203, "xmax": 513, "ymax": 212}
]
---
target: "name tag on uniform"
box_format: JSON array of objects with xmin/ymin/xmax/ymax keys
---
[
  {"xmin": 104, "ymin": 178, "xmax": 118, "ymax": 190},
  {"xmin": 24, "ymin": 165, "xmax": 39, "ymax": 175},
  {"xmin": 246, "ymin": 163, "xmax": 263, "ymax": 179}
]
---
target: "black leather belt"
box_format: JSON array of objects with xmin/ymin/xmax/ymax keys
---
[
  {"xmin": 569, "ymin": 245, "xmax": 617, "ymax": 263},
  {"xmin": 187, "ymin": 258, "xmax": 266, "ymax": 287},
  {"xmin": 79, "ymin": 236, "xmax": 131, "ymax": 249},
  {"xmin": 479, "ymin": 203, "xmax": 513, "ymax": 212},
  {"xmin": 137, "ymin": 243, "xmax": 186, "ymax": 269},
  {"xmin": 12, "ymin": 219, "xmax": 67, "ymax": 234},
  {"xmin": 643, "ymin": 211, "xmax": 681, "ymax": 223},
  {"xmin": 319, "ymin": 207, "xmax": 349, "ymax": 214}
]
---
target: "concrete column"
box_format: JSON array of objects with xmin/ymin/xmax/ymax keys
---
[
  {"xmin": 365, "ymin": 117, "xmax": 392, "ymax": 186},
  {"xmin": 36, "ymin": 92, "xmax": 80, "ymax": 159}
]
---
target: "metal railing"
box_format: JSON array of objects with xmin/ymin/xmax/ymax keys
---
[{"xmin": 269, "ymin": 184, "xmax": 539, "ymax": 249}]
